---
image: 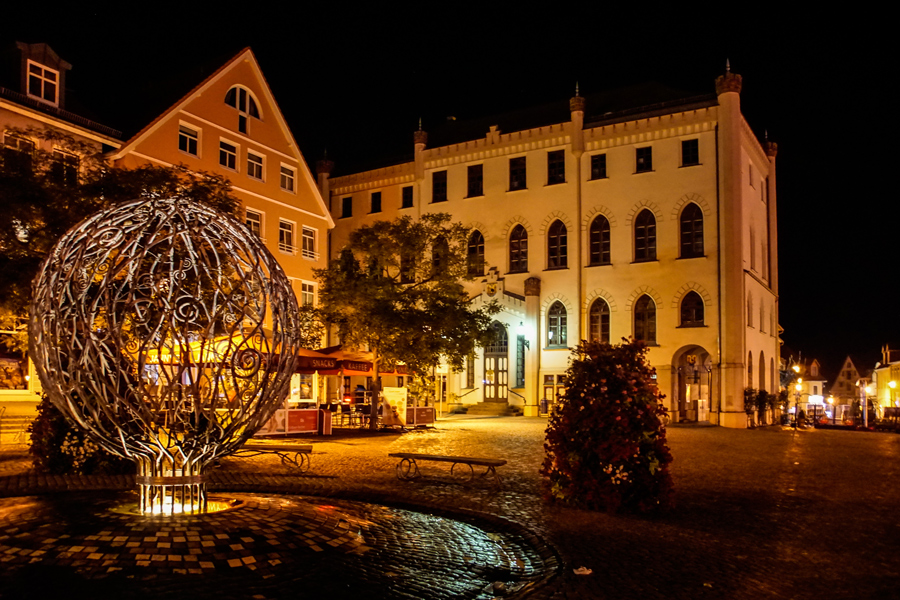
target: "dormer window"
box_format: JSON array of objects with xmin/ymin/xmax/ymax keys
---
[
  {"xmin": 224, "ymin": 86, "xmax": 260, "ymax": 134},
  {"xmin": 27, "ymin": 60, "xmax": 59, "ymax": 106}
]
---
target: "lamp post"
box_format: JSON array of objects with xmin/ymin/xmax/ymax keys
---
[
  {"xmin": 827, "ymin": 395, "xmax": 835, "ymax": 425},
  {"xmin": 794, "ymin": 381, "xmax": 803, "ymax": 429}
]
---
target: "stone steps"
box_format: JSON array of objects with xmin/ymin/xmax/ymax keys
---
[{"xmin": 462, "ymin": 402, "xmax": 523, "ymax": 417}]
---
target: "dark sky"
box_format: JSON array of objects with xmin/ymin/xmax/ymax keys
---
[{"xmin": 5, "ymin": 5, "xmax": 894, "ymax": 378}]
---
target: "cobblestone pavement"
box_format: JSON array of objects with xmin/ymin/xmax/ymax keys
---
[{"xmin": 1, "ymin": 417, "xmax": 899, "ymax": 599}]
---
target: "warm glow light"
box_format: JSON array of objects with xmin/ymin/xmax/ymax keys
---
[
  {"xmin": 795, "ymin": 383, "xmax": 802, "ymax": 392},
  {"xmin": 890, "ymin": 381, "xmax": 897, "ymax": 389},
  {"xmin": 827, "ymin": 396, "xmax": 835, "ymax": 405},
  {"xmin": 866, "ymin": 385, "xmax": 875, "ymax": 395},
  {"xmin": 792, "ymin": 365, "xmax": 801, "ymax": 373}
]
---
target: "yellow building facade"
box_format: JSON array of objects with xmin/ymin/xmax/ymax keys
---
[{"xmin": 323, "ymin": 69, "xmax": 779, "ymax": 428}]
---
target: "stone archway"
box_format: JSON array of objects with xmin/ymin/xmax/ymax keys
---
[{"xmin": 671, "ymin": 345, "xmax": 713, "ymax": 422}]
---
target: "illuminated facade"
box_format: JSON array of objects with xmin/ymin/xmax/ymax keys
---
[{"xmin": 323, "ymin": 69, "xmax": 780, "ymax": 428}]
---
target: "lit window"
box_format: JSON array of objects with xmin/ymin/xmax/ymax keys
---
[
  {"xmin": 467, "ymin": 230, "xmax": 485, "ymax": 277},
  {"xmin": 509, "ymin": 156, "xmax": 526, "ymax": 190},
  {"xmin": 371, "ymin": 191, "xmax": 382, "ymax": 213},
  {"xmin": 680, "ymin": 292, "xmax": 704, "ymax": 327},
  {"xmin": 27, "ymin": 61, "xmax": 59, "ymax": 105},
  {"xmin": 634, "ymin": 209, "xmax": 656, "ymax": 262},
  {"xmin": 3, "ymin": 134, "xmax": 35, "ymax": 174},
  {"xmin": 547, "ymin": 220, "xmax": 567, "ymax": 269},
  {"xmin": 635, "ymin": 147, "xmax": 652, "ymax": 173},
  {"xmin": 547, "ymin": 150, "xmax": 565, "ymax": 185},
  {"xmin": 548, "ymin": 301, "xmax": 567, "ymax": 347},
  {"xmin": 246, "ymin": 210, "xmax": 262, "ymax": 238},
  {"xmin": 280, "ymin": 165, "xmax": 295, "ymax": 192},
  {"xmin": 279, "ymin": 220, "xmax": 295, "ymax": 254},
  {"xmin": 680, "ymin": 203, "xmax": 704, "ymax": 258},
  {"xmin": 590, "ymin": 154, "xmax": 607, "ymax": 179},
  {"xmin": 302, "ymin": 227, "xmax": 317, "ymax": 260},
  {"xmin": 589, "ymin": 215, "xmax": 610, "ymax": 266},
  {"xmin": 401, "ymin": 186, "xmax": 413, "ymax": 208},
  {"xmin": 247, "ymin": 152, "xmax": 264, "ymax": 180},
  {"xmin": 682, "ymin": 139, "xmax": 700, "ymax": 166},
  {"xmin": 301, "ymin": 283, "xmax": 315, "ymax": 306},
  {"xmin": 178, "ymin": 125, "xmax": 199, "ymax": 156},
  {"xmin": 219, "ymin": 141, "xmax": 237, "ymax": 170},
  {"xmin": 634, "ymin": 295, "xmax": 656, "ymax": 343},
  {"xmin": 509, "ymin": 225, "xmax": 528, "ymax": 273},
  {"xmin": 432, "ymin": 171, "xmax": 447, "ymax": 203},
  {"xmin": 224, "ymin": 85, "xmax": 261, "ymax": 134},
  {"xmin": 467, "ymin": 164, "xmax": 483, "ymax": 197},
  {"xmin": 589, "ymin": 299, "xmax": 610, "ymax": 343}
]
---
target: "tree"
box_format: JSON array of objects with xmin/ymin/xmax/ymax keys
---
[
  {"xmin": 0, "ymin": 126, "xmax": 239, "ymax": 353},
  {"xmin": 315, "ymin": 213, "xmax": 499, "ymax": 428},
  {"xmin": 541, "ymin": 339, "xmax": 674, "ymax": 513}
]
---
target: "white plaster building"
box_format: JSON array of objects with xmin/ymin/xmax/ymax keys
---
[{"xmin": 322, "ymin": 68, "xmax": 779, "ymax": 428}]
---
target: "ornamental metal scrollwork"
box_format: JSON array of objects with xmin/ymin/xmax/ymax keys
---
[{"xmin": 29, "ymin": 197, "xmax": 302, "ymax": 516}]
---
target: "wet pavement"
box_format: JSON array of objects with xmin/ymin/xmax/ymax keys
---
[{"xmin": 1, "ymin": 416, "xmax": 899, "ymax": 599}]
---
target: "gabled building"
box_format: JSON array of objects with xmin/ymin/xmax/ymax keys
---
[
  {"xmin": 322, "ymin": 67, "xmax": 780, "ymax": 428},
  {"xmin": 830, "ymin": 355, "xmax": 864, "ymax": 404},
  {"xmin": 109, "ymin": 47, "xmax": 333, "ymax": 309}
]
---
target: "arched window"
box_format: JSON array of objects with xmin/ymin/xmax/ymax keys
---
[
  {"xmin": 547, "ymin": 220, "xmax": 567, "ymax": 269},
  {"xmin": 747, "ymin": 351, "xmax": 753, "ymax": 388},
  {"xmin": 589, "ymin": 299, "xmax": 610, "ymax": 343},
  {"xmin": 467, "ymin": 230, "xmax": 485, "ymax": 276},
  {"xmin": 680, "ymin": 203, "xmax": 703, "ymax": 258},
  {"xmin": 759, "ymin": 351, "xmax": 766, "ymax": 392},
  {"xmin": 760, "ymin": 304, "xmax": 766, "ymax": 333},
  {"xmin": 432, "ymin": 236, "xmax": 449, "ymax": 274},
  {"xmin": 747, "ymin": 294, "xmax": 753, "ymax": 327},
  {"xmin": 589, "ymin": 215, "xmax": 611, "ymax": 266},
  {"xmin": 770, "ymin": 358, "xmax": 776, "ymax": 394},
  {"xmin": 224, "ymin": 85, "xmax": 261, "ymax": 134},
  {"xmin": 634, "ymin": 209, "xmax": 656, "ymax": 261},
  {"xmin": 680, "ymin": 291, "xmax": 704, "ymax": 327},
  {"xmin": 509, "ymin": 225, "xmax": 528, "ymax": 273},
  {"xmin": 547, "ymin": 301, "xmax": 567, "ymax": 347},
  {"xmin": 485, "ymin": 321, "xmax": 509, "ymax": 354},
  {"xmin": 633, "ymin": 295, "xmax": 656, "ymax": 343}
]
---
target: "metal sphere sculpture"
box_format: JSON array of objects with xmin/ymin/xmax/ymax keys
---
[{"xmin": 29, "ymin": 197, "xmax": 301, "ymax": 515}]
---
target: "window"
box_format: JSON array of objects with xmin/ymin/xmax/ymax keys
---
[
  {"xmin": 466, "ymin": 351, "xmax": 475, "ymax": 388},
  {"xmin": 3, "ymin": 134, "xmax": 35, "ymax": 174},
  {"xmin": 301, "ymin": 283, "xmax": 315, "ymax": 306},
  {"xmin": 247, "ymin": 152, "xmax": 264, "ymax": 180},
  {"xmin": 302, "ymin": 227, "xmax": 316, "ymax": 260},
  {"xmin": 547, "ymin": 301, "xmax": 567, "ymax": 347},
  {"xmin": 680, "ymin": 203, "xmax": 704, "ymax": 258},
  {"xmin": 547, "ymin": 220, "xmax": 567, "ymax": 269},
  {"xmin": 747, "ymin": 295, "xmax": 753, "ymax": 327},
  {"xmin": 750, "ymin": 228, "xmax": 757, "ymax": 271},
  {"xmin": 27, "ymin": 61, "xmax": 59, "ymax": 105},
  {"xmin": 224, "ymin": 85, "xmax": 261, "ymax": 134},
  {"xmin": 371, "ymin": 191, "xmax": 382, "ymax": 213},
  {"xmin": 280, "ymin": 165, "xmax": 295, "ymax": 192},
  {"xmin": 509, "ymin": 156, "xmax": 526, "ymax": 191},
  {"xmin": 432, "ymin": 236, "xmax": 449, "ymax": 274},
  {"xmin": 509, "ymin": 225, "xmax": 528, "ymax": 273},
  {"xmin": 682, "ymin": 139, "xmax": 699, "ymax": 166},
  {"xmin": 278, "ymin": 220, "xmax": 295, "ymax": 253},
  {"xmin": 467, "ymin": 230, "xmax": 485, "ymax": 276},
  {"xmin": 50, "ymin": 149, "xmax": 78, "ymax": 186},
  {"xmin": 341, "ymin": 197, "xmax": 352, "ymax": 218},
  {"xmin": 401, "ymin": 186, "xmax": 413, "ymax": 208},
  {"xmin": 760, "ymin": 304, "xmax": 766, "ymax": 333},
  {"xmin": 432, "ymin": 170, "xmax": 447, "ymax": 202},
  {"xmin": 178, "ymin": 125, "xmax": 199, "ymax": 156},
  {"xmin": 590, "ymin": 153, "xmax": 607, "ymax": 179},
  {"xmin": 634, "ymin": 295, "xmax": 656, "ymax": 343},
  {"xmin": 589, "ymin": 215, "xmax": 611, "ymax": 266},
  {"xmin": 634, "ymin": 209, "xmax": 656, "ymax": 261},
  {"xmin": 246, "ymin": 210, "xmax": 262, "ymax": 238},
  {"xmin": 589, "ymin": 299, "xmax": 610, "ymax": 343},
  {"xmin": 400, "ymin": 251, "xmax": 415, "ymax": 284},
  {"xmin": 747, "ymin": 352, "xmax": 753, "ymax": 388},
  {"xmin": 515, "ymin": 334, "xmax": 525, "ymax": 388},
  {"xmin": 219, "ymin": 141, "xmax": 237, "ymax": 170},
  {"xmin": 635, "ymin": 147, "xmax": 652, "ymax": 173},
  {"xmin": 680, "ymin": 292, "xmax": 704, "ymax": 327},
  {"xmin": 467, "ymin": 164, "xmax": 483, "ymax": 197},
  {"xmin": 547, "ymin": 150, "xmax": 565, "ymax": 185}
]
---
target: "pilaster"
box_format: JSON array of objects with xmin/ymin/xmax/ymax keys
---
[{"xmin": 523, "ymin": 277, "xmax": 541, "ymax": 416}]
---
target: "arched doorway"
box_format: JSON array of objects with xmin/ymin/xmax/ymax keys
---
[
  {"xmin": 671, "ymin": 345, "xmax": 712, "ymax": 422},
  {"xmin": 484, "ymin": 322, "xmax": 508, "ymax": 403}
]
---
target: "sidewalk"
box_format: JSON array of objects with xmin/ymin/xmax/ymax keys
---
[{"xmin": 1, "ymin": 418, "xmax": 899, "ymax": 599}]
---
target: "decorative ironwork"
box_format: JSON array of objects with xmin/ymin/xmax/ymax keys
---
[{"xmin": 29, "ymin": 197, "xmax": 301, "ymax": 515}]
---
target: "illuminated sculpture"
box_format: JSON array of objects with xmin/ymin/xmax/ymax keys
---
[{"xmin": 30, "ymin": 197, "xmax": 301, "ymax": 515}]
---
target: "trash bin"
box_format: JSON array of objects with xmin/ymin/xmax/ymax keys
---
[
  {"xmin": 318, "ymin": 409, "xmax": 332, "ymax": 435},
  {"xmin": 539, "ymin": 397, "xmax": 549, "ymax": 416}
]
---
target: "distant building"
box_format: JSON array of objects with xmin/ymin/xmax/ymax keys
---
[
  {"xmin": 873, "ymin": 344, "xmax": 900, "ymax": 412},
  {"xmin": 830, "ymin": 356, "xmax": 864, "ymax": 404},
  {"xmin": 322, "ymin": 67, "xmax": 780, "ymax": 428}
]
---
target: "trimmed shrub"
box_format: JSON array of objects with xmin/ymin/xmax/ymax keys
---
[
  {"xmin": 27, "ymin": 395, "xmax": 132, "ymax": 475},
  {"xmin": 541, "ymin": 339, "xmax": 674, "ymax": 514}
]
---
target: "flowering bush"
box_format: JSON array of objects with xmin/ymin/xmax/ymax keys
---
[
  {"xmin": 27, "ymin": 395, "xmax": 131, "ymax": 475},
  {"xmin": 541, "ymin": 339, "xmax": 674, "ymax": 513}
]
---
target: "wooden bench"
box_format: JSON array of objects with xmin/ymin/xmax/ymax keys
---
[
  {"xmin": 233, "ymin": 443, "xmax": 313, "ymax": 473},
  {"xmin": 388, "ymin": 452, "xmax": 506, "ymax": 485}
]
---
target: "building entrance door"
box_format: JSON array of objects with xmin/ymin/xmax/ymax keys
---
[{"xmin": 483, "ymin": 322, "xmax": 508, "ymax": 403}]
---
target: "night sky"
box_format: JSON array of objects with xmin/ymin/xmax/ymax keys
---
[{"xmin": 4, "ymin": 5, "xmax": 894, "ymax": 379}]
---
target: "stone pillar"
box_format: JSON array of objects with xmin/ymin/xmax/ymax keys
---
[
  {"xmin": 715, "ymin": 66, "xmax": 747, "ymax": 428},
  {"xmin": 570, "ymin": 92, "xmax": 585, "ymax": 341},
  {"xmin": 414, "ymin": 126, "xmax": 427, "ymax": 218},
  {"xmin": 523, "ymin": 277, "xmax": 541, "ymax": 416}
]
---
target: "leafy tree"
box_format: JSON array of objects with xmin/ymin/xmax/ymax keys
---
[
  {"xmin": 296, "ymin": 304, "xmax": 326, "ymax": 349},
  {"xmin": 542, "ymin": 339, "xmax": 674, "ymax": 513},
  {"xmin": 0, "ymin": 126, "xmax": 239, "ymax": 353},
  {"xmin": 315, "ymin": 213, "xmax": 499, "ymax": 428}
]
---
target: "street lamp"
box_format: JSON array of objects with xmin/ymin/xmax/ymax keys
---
[
  {"xmin": 794, "ymin": 382, "xmax": 803, "ymax": 429},
  {"xmin": 827, "ymin": 395, "xmax": 835, "ymax": 425}
]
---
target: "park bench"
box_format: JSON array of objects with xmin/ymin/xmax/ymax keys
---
[
  {"xmin": 232, "ymin": 443, "xmax": 313, "ymax": 473},
  {"xmin": 388, "ymin": 452, "xmax": 506, "ymax": 485}
]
